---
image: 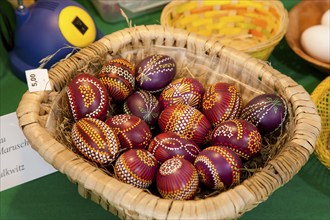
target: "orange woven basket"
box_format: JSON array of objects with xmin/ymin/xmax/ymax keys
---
[{"xmin": 161, "ymin": 0, "xmax": 288, "ymax": 60}]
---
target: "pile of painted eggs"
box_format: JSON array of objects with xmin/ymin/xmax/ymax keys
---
[{"xmin": 66, "ymin": 54, "xmax": 288, "ymax": 200}]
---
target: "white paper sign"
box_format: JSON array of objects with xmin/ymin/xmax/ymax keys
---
[
  {"xmin": 25, "ymin": 69, "xmax": 51, "ymax": 92},
  {"xmin": 0, "ymin": 112, "xmax": 57, "ymax": 192}
]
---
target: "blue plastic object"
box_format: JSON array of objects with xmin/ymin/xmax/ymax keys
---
[{"xmin": 9, "ymin": 0, "xmax": 102, "ymax": 82}]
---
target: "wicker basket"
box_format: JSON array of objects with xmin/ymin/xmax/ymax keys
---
[
  {"xmin": 311, "ymin": 76, "xmax": 330, "ymax": 169},
  {"xmin": 16, "ymin": 25, "xmax": 321, "ymax": 219},
  {"xmin": 160, "ymin": 0, "xmax": 289, "ymax": 61}
]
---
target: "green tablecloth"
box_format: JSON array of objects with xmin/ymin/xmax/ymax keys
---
[{"xmin": 0, "ymin": 1, "xmax": 329, "ymax": 219}]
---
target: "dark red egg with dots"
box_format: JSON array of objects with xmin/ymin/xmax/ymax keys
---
[
  {"xmin": 202, "ymin": 82, "xmax": 242, "ymax": 127},
  {"xmin": 194, "ymin": 146, "xmax": 242, "ymax": 190},
  {"xmin": 158, "ymin": 104, "xmax": 212, "ymax": 146},
  {"xmin": 71, "ymin": 118, "xmax": 120, "ymax": 165},
  {"xmin": 67, "ymin": 73, "xmax": 109, "ymax": 121},
  {"xmin": 98, "ymin": 58, "xmax": 135, "ymax": 101},
  {"xmin": 159, "ymin": 77, "xmax": 205, "ymax": 109},
  {"xmin": 105, "ymin": 114, "xmax": 152, "ymax": 151},
  {"xmin": 240, "ymin": 93, "xmax": 288, "ymax": 136},
  {"xmin": 210, "ymin": 119, "xmax": 262, "ymax": 160},
  {"xmin": 135, "ymin": 54, "xmax": 176, "ymax": 93},
  {"xmin": 123, "ymin": 90, "xmax": 161, "ymax": 128},
  {"xmin": 148, "ymin": 132, "xmax": 201, "ymax": 164},
  {"xmin": 156, "ymin": 158, "xmax": 199, "ymax": 200},
  {"xmin": 114, "ymin": 149, "xmax": 158, "ymax": 188}
]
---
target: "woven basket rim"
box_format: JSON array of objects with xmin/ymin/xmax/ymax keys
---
[
  {"xmin": 16, "ymin": 24, "xmax": 321, "ymax": 219},
  {"xmin": 160, "ymin": 0, "xmax": 289, "ymax": 53}
]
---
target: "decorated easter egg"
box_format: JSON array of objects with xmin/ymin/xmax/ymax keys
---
[
  {"xmin": 159, "ymin": 77, "xmax": 205, "ymax": 109},
  {"xmin": 156, "ymin": 158, "xmax": 199, "ymax": 200},
  {"xmin": 123, "ymin": 90, "xmax": 161, "ymax": 127},
  {"xmin": 105, "ymin": 114, "xmax": 152, "ymax": 151},
  {"xmin": 194, "ymin": 146, "xmax": 242, "ymax": 190},
  {"xmin": 210, "ymin": 119, "xmax": 262, "ymax": 160},
  {"xmin": 240, "ymin": 94, "xmax": 288, "ymax": 136},
  {"xmin": 158, "ymin": 104, "xmax": 212, "ymax": 146},
  {"xmin": 71, "ymin": 118, "xmax": 120, "ymax": 165},
  {"xmin": 135, "ymin": 54, "xmax": 176, "ymax": 93},
  {"xmin": 114, "ymin": 149, "xmax": 158, "ymax": 188},
  {"xmin": 202, "ymin": 82, "xmax": 242, "ymax": 127},
  {"xmin": 148, "ymin": 132, "xmax": 201, "ymax": 164},
  {"xmin": 67, "ymin": 73, "xmax": 109, "ymax": 121},
  {"xmin": 98, "ymin": 58, "xmax": 135, "ymax": 101}
]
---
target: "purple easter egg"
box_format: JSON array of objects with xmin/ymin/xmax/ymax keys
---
[
  {"xmin": 156, "ymin": 158, "xmax": 199, "ymax": 200},
  {"xmin": 105, "ymin": 114, "xmax": 152, "ymax": 151},
  {"xmin": 240, "ymin": 93, "xmax": 288, "ymax": 135},
  {"xmin": 202, "ymin": 82, "xmax": 242, "ymax": 127},
  {"xmin": 135, "ymin": 54, "xmax": 176, "ymax": 93},
  {"xmin": 148, "ymin": 132, "xmax": 201, "ymax": 164},
  {"xmin": 123, "ymin": 90, "xmax": 161, "ymax": 127},
  {"xmin": 210, "ymin": 119, "xmax": 262, "ymax": 160},
  {"xmin": 67, "ymin": 73, "xmax": 109, "ymax": 121},
  {"xmin": 71, "ymin": 118, "xmax": 120, "ymax": 165},
  {"xmin": 159, "ymin": 77, "xmax": 205, "ymax": 109},
  {"xmin": 98, "ymin": 58, "xmax": 135, "ymax": 101},
  {"xmin": 114, "ymin": 149, "xmax": 158, "ymax": 188},
  {"xmin": 194, "ymin": 146, "xmax": 242, "ymax": 190},
  {"xmin": 158, "ymin": 104, "xmax": 212, "ymax": 146}
]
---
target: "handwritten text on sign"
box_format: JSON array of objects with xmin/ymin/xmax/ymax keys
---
[{"xmin": 0, "ymin": 112, "xmax": 57, "ymax": 192}]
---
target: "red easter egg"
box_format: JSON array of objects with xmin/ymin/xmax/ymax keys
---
[
  {"xmin": 156, "ymin": 158, "xmax": 199, "ymax": 200},
  {"xmin": 98, "ymin": 58, "xmax": 135, "ymax": 101},
  {"xmin": 148, "ymin": 132, "xmax": 201, "ymax": 164},
  {"xmin": 71, "ymin": 118, "xmax": 120, "ymax": 165},
  {"xmin": 194, "ymin": 146, "xmax": 242, "ymax": 190},
  {"xmin": 123, "ymin": 90, "xmax": 161, "ymax": 127},
  {"xmin": 67, "ymin": 73, "xmax": 109, "ymax": 121},
  {"xmin": 159, "ymin": 77, "xmax": 205, "ymax": 109},
  {"xmin": 202, "ymin": 82, "xmax": 242, "ymax": 127},
  {"xmin": 240, "ymin": 93, "xmax": 288, "ymax": 136},
  {"xmin": 105, "ymin": 114, "xmax": 152, "ymax": 151},
  {"xmin": 114, "ymin": 149, "xmax": 158, "ymax": 188},
  {"xmin": 158, "ymin": 104, "xmax": 212, "ymax": 146},
  {"xmin": 210, "ymin": 119, "xmax": 262, "ymax": 160},
  {"xmin": 135, "ymin": 54, "xmax": 176, "ymax": 93}
]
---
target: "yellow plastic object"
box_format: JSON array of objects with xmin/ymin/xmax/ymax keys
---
[
  {"xmin": 311, "ymin": 76, "xmax": 330, "ymax": 169},
  {"xmin": 58, "ymin": 6, "xmax": 96, "ymax": 48}
]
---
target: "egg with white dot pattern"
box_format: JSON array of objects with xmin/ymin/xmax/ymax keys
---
[
  {"xmin": 156, "ymin": 158, "xmax": 199, "ymax": 200},
  {"xmin": 98, "ymin": 58, "xmax": 135, "ymax": 101},
  {"xmin": 210, "ymin": 119, "xmax": 262, "ymax": 160},
  {"xmin": 194, "ymin": 146, "xmax": 242, "ymax": 190},
  {"xmin": 240, "ymin": 94, "xmax": 288, "ymax": 136},
  {"xmin": 71, "ymin": 118, "xmax": 120, "ymax": 165},
  {"xmin": 158, "ymin": 104, "xmax": 212, "ymax": 147},
  {"xmin": 67, "ymin": 73, "xmax": 109, "ymax": 121},
  {"xmin": 135, "ymin": 54, "xmax": 176, "ymax": 93},
  {"xmin": 159, "ymin": 77, "xmax": 205, "ymax": 110},
  {"xmin": 148, "ymin": 132, "xmax": 201, "ymax": 164},
  {"xmin": 114, "ymin": 149, "xmax": 158, "ymax": 188},
  {"xmin": 105, "ymin": 114, "xmax": 152, "ymax": 151}
]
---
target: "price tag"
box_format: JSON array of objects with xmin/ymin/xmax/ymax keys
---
[{"xmin": 25, "ymin": 69, "xmax": 52, "ymax": 92}]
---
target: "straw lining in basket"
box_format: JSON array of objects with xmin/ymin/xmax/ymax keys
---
[{"xmin": 16, "ymin": 25, "xmax": 320, "ymax": 219}]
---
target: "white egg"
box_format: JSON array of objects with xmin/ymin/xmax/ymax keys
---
[
  {"xmin": 300, "ymin": 25, "xmax": 330, "ymax": 63},
  {"xmin": 321, "ymin": 9, "xmax": 330, "ymax": 27}
]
